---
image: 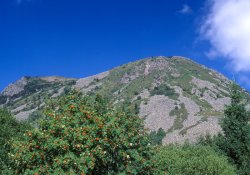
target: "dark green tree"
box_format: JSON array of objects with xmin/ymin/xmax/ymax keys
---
[
  {"xmin": 149, "ymin": 128, "xmax": 166, "ymax": 145},
  {"xmin": 220, "ymin": 83, "xmax": 250, "ymax": 174}
]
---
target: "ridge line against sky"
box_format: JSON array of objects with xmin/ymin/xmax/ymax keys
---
[{"xmin": 0, "ymin": 0, "xmax": 249, "ymax": 91}]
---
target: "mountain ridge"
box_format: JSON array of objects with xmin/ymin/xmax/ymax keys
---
[{"xmin": 1, "ymin": 56, "xmax": 249, "ymax": 144}]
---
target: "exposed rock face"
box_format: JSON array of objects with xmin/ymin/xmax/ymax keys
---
[
  {"xmin": 51, "ymin": 87, "xmax": 65, "ymax": 98},
  {"xmin": 15, "ymin": 108, "xmax": 37, "ymax": 121},
  {"xmin": 1, "ymin": 56, "xmax": 249, "ymax": 144},
  {"xmin": 74, "ymin": 71, "xmax": 109, "ymax": 89},
  {"xmin": 2, "ymin": 77, "xmax": 28, "ymax": 96},
  {"xmin": 202, "ymin": 91, "xmax": 230, "ymax": 111},
  {"xmin": 192, "ymin": 77, "xmax": 220, "ymax": 92},
  {"xmin": 40, "ymin": 76, "xmax": 76, "ymax": 82},
  {"xmin": 140, "ymin": 95, "xmax": 176, "ymax": 132},
  {"xmin": 11, "ymin": 104, "xmax": 27, "ymax": 113},
  {"xmin": 246, "ymin": 104, "xmax": 250, "ymax": 111},
  {"xmin": 163, "ymin": 117, "xmax": 222, "ymax": 144},
  {"xmin": 144, "ymin": 57, "xmax": 170, "ymax": 75}
]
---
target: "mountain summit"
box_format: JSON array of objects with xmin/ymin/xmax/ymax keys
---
[{"xmin": 1, "ymin": 56, "xmax": 249, "ymax": 144}]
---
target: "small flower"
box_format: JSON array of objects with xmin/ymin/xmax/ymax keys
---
[
  {"xmin": 129, "ymin": 143, "xmax": 133, "ymax": 146},
  {"xmin": 127, "ymin": 155, "xmax": 130, "ymax": 159}
]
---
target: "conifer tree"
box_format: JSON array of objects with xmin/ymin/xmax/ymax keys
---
[{"xmin": 220, "ymin": 83, "xmax": 250, "ymax": 174}]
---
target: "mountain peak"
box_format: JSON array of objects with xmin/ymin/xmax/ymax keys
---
[
  {"xmin": 1, "ymin": 56, "xmax": 249, "ymax": 144},
  {"xmin": 2, "ymin": 76, "xmax": 29, "ymax": 96}
]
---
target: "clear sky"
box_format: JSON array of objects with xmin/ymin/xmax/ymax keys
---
[{"xmin": 1, "ymin": 0, "xmax": 250, "ymax": 91}]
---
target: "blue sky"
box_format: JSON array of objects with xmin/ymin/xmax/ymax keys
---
[{"xmin": 0, "ymin": 0, "xmax": 250, "ymax": 91}]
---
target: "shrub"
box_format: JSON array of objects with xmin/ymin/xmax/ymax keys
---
[
  {"xmin": 27, "ymin": 110, "xmax": 44, "ymax": 126},
  {"xmin": 137, "ymin": 96, "xmax": 142, "ymax": 100},
  {"xmin": 0, "ymin": 108, "xmax": 31, "ymax": 174},
  {"xmin": 150, "ymin": 84, "xmax": 178, "ymax": 99},
  {"xmin": 149, "ymin": 128, "xmax": 166, "ymax": 145},
  {"xmin": 152, "ymin": 145, "xmax": 236, "ymax": 175},
  {"xmin": 0, "ymin": 95, "xmax": 7, "ymax": 105},
  {"xmin": 10, "ymin": 91, "xmax": 153, "ymax": 174}
]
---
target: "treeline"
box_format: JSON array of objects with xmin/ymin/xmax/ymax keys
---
[
  {"xmin": 199, "ymin": 84, "xmax": 250, "ymax": 174},
  {"xmin": 0, "ymin": 84, "xmax": 249, "ymax": 174}
]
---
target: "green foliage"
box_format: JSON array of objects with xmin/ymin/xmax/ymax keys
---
[
  {"xmin": 0, "ymin": 94, "xmax": 7, "ymax": 105},
  {"xmin": 27, "ymin": 111, "xmax": 45, "ymax": 126},
  {"xmin": 63, "ymin": 86, "xmax": 72, "ymax": 95},
  {"xmin": 5, "ymin": 77, "xmax": 76, "ymax": 113},
  {"xmin": 168, "ymin": 103, "xmax": 188, "ymax": 133},
  {"xmin": 10, "ymin": 78, "xmax": 55, "ymax": 100},
  {"xmin": 134, "ymin": 103, "xmax": 140, "ymax": 115},
  {"xmin": 152, "ymin": 145, "xmax": 236, "ymax": 175},
  {"xmin": 149, "ymin": 128, "xmax": 166, "ymax": 145},
  {"xmin": 0, "ymin": 108, "xmax": 31, "ymax": 174},
  {"xmin": 150, "ymin": 84, "xmax": 178, "ymax": 100},
  {"xmin": 218, "ymin": 83, "xmax": 250, "ymax": 174},
  {"xmin": 10, "ymin": 91, "xmax": 153, "ymax": 174},
  {"xmin": 198, "ymin": 134, "xmax": 225, "ymax": 154}
]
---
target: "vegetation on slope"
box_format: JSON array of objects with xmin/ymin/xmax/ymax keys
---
[
  {"xmin": 0, "ymin": 109, "xmax": 31, "ymax": 174},
  {"xmin": 199, "ymin": 83, "xmax": 250, "ymax": 175},
  {"xmin": 220, "ymin": 84, "xmax": 250, "ymax": 174},
  {"xmin": 2, "ymin": 57, "xmax": 250, "ymax": 144},
  {"xmin": 149, "ymin": 128, "xmax": 166, "ymax": 145},
  {"xmin": 10, "ymin": 91, "xmax": 153, "ymax": 174},
  {"xmin": 1, "ymin": 57, "xmax": 250, "ymax": 174},
  {"xmin": 1, "ymin": 87, "xmax": 246, "ymax": 174},
  {"xmin": 150, "ymin": 84, "xmax": 178, "ymax": 100},
  {"xmin": 152, "ymin": 145, "xmax": 236, "ymax": 175}
]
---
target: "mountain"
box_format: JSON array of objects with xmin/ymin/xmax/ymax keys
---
[{"xmin": 1, "ymin": 56, "xmax": 250, "ymax": 144}]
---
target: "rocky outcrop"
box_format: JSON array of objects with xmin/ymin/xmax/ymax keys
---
[
  {"xmin": 140, "ymin": 95, "xmax": 176, "ymax": 131},
  {"xmin": 74, "ymin": 71, "xmax": 109, "ymax": 89},
  {"xmin": 2, "ymin": 77, "xmax": 28, "ymax": 96}
]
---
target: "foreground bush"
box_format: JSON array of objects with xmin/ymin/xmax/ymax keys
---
[
  {"xmin": 152, "ymin": 145, "xmax": 236, "ymax": 175},
  {"xmin": 10, "ymin": 91, "xmax": 153, "ymax": 174},
  {"xmin": 0, "ymin": 109, "xmax": 31, "ymax": 174}
]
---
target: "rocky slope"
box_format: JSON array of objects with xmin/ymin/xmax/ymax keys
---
[{"xmin": 1, "ymin": 56, "xmax": 249, "ymax": 144}]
